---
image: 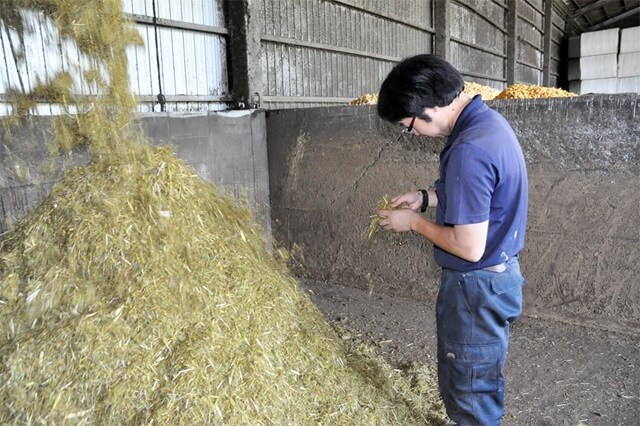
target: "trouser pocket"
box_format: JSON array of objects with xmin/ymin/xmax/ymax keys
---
[
  {"xmin": 488, "ymin": 267, "xmax": 525, "ymax": 325},
  {"xmin": 438, "ymin": 340, "xmax": 505, "ymax": 425},
  {"xmin": 439, "ymin": 340, "xmax": 502, "ymax": 394}
]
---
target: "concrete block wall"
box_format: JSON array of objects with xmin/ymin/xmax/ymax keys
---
[
  {"xmin": 266, "ymin": 94, "xmax": 640, "ymax": 332},
  {"xmin": 580, "ymin": 28, "xmax": 619, "ymax": 56},
  {"xmin": 2, "ymin": 97, "xmax": 638, "ymax": 333},
  {"xmin": 569, "ymin": 27, "xmax": 640, "ymax": 95},
  {"xmin": 617, "ymin": 26, "xmax": 640, "ymax": 93},
  {"xmin": 620, "ymin": 26, "xmax": 640, "ymax": 53},
  {"xmin": 0, "ymin": 110, "xmax": 272, "ymax": 239}
]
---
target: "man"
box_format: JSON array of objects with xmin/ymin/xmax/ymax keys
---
[{"xmin": 376, "ymin": 54, "xmax": 528, "ymax": 425}]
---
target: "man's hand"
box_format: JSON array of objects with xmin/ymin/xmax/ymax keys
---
[
  {"xmin": 390, "ymin": 191, "xmax": 423, "ymax": 211},
  {"xmin": 377, "ymin": 208, "xmax": 419, "ymax": 233},
  {"xmin": 378, "ymin": 205, "xmax": 489, "ymax": 262}
]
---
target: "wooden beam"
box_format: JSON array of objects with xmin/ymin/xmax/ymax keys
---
[
  {"xmin": 226, "ymin": 0, "xmax": 262, "ymax": 109},
  {"xmin": 573, "ymin": 0, "xmax": 611, "ymax": 19},
  {"xmin": 543, "ymin": 0, "xmax": 553, "ymax": 85},
  {"xmin": 434, "ymin": 0, "xmax": 451, "ymax": 59},
  {"xmin": 506, "ymin": 0, "xmax": 518, "ymax": 85},
  {"xmin": 260, "ymin": 35, "xmax": 401, "ymax": 63},
  {"xmin": 588, "ymin": 6, "xmax": 640, "ymax": 32},
  {"xmin": 125, "ymin": 13, "xmax": 228, "ymax": 36}
]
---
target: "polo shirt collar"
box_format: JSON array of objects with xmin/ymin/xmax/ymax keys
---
[{"xmin": 447, "ymin": 94, "xmax": 485, "ymax": 146}]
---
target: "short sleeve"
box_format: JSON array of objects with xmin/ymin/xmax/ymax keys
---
[{"xmin": 444, "ymin": 143, "xmax": 496, "ymax": 225}]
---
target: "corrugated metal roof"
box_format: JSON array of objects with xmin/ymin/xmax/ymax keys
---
[{"xmin": 564, "ymin": 0, "xmax": 640, "ymax": 34}]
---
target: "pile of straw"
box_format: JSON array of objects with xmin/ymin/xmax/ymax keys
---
[
  {"xmin": 0, "ymin": 144, "xmax": 446, "ymax": 424},
  {"xmin": 0, "ymin": 1, "xmax": 448, "ymax": 424}
]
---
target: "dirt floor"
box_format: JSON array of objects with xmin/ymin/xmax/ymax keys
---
[{"xmin": 300, "ymin": 279, "xmax": 639, "ymax": 426}]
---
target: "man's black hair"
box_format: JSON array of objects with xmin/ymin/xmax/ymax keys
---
[{"xmin": 377, "ymin": 54, "xmax": 464, "ymax": 123}]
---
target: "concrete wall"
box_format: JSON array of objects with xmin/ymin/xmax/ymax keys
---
[
  {"xmin": 266, "ymin": 94, "xmax": 640, "ymax": 331},
  {"xmin": 0, "ymin": 110, "xmax": 271, "ymax": 238},
  {"xmin": 2, "ymin": 96, "xmax": 638, "ymax": 331}
]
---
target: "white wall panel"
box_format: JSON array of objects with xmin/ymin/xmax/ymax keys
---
[
  {"xmin": 1, "ymin": 1, "xmax": 229, "ymax": 115},
  {"xmin": 0, "ymin": 9, "xmax": 104, "ymax": 114}
]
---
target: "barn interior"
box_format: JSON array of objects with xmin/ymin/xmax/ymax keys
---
[{"xmin": 0, "ymin": 1, "xmax": 638, "ymax": 424}]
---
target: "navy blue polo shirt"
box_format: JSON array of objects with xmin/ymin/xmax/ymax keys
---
[{"xmin": 433, "ymin": 95, "xmax": 528, "ymax": 271}]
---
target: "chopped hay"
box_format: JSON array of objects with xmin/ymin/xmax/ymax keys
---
[
  {"xmin": 0, "ymin": 145, "xmax": 447, "ymax": 424},
  {"xmin": 0, "ymin": 1, "xmax": 449, "ymax": 424},
  {"xmin": 367, "ymin": 194, "xmax": 398, "ymax": 239}
]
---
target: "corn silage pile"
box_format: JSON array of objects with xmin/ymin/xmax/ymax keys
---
[
  {"xmin": 350, "ymin": 81, "xmax": 500, "ymax": 104},
  {"xmin": 0, "ymin": 1, "xmax": 448, "ymax": 424},
  {"xmin": 495, "ymin": 83, "xmax": 577, "ymax": 99},
  {"xmin": 350, "ymin": 93, "xmax": 379, "ymax": 105},
  {"xmin": 463, "ymin": 81, "xmax": 501, "ymax": 100},
  {"xmin": 351, "ymin": 81, "xmax": 576, "ymax": 105}
]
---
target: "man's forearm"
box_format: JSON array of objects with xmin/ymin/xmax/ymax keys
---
[{"xmin": 411, "ymin": 217, "xmax": 487, "ymax": 262}]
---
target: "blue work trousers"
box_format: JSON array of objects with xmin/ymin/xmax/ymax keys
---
[{"xmin": 436, "ymin": 257, "xmax": 524, "ymax": 426}]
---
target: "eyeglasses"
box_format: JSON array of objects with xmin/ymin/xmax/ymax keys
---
[
  {"xmin": 397, "ymin": 116, "xmax": 416, "ymax": 142},
  {"xmin": 404, "ymin": 116, "xmax": 416, "ymax": 134}
]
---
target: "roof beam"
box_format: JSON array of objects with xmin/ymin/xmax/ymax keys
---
[
  {"xmin": 573, "ymin": 0, "xmax": 612, "ymax": 18},
  {"xmin": 587, "ymin": 6, "xmax": 640, "ymax": 31}
]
